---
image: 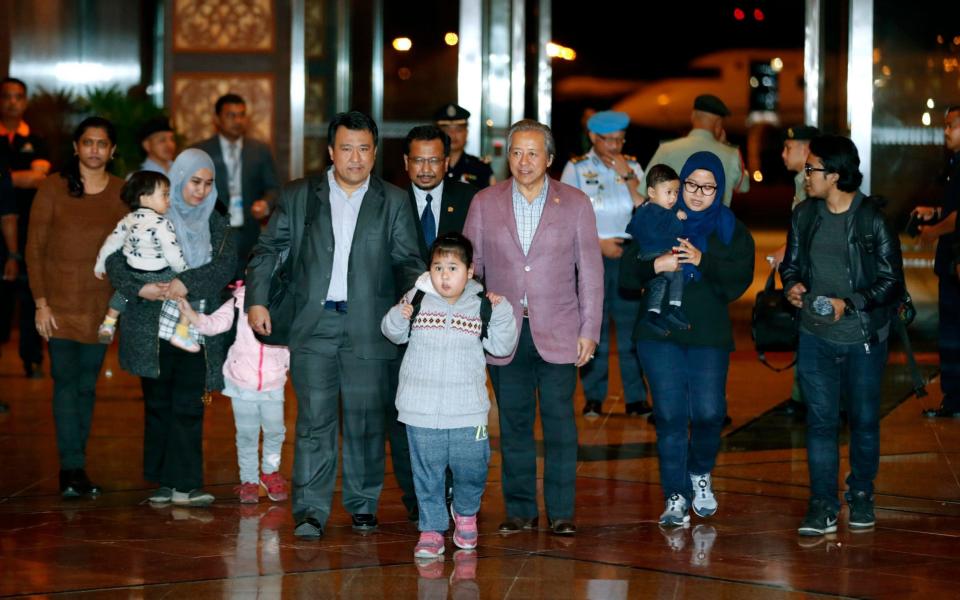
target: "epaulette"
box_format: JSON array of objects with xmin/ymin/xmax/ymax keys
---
[{"xmin": 570, "ymin": 154, "xmax": 589, "ymax": 164}]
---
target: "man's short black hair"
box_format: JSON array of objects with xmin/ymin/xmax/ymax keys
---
[
  {"xmin": 120, "ymin": 170, "xmax": 170, "ymax": 210},
  {"xmin": 645, "ymin": 163, "xmax": 680, "ymax": 189},
  {"xmin": 809, "ymin": 135, "xmax": 863, "ymax": 193},
  {"xmin": 215, "ymin": 93, "xmax": 246, "ymax": 115},
  {"xmin": 327, "ymin": 111, "xmax": 379, "ymax": 147},
  {"xmin": 946, "ymin": 104, "xmax": 960, "ymax": 118},
  {"xmin": 1, "ymin": 77, "xmax": 27, "ymax": 95},
  {"xmin": 430, "ymin": 231, "xmax": 473, "ymax": 268},
  {"xmin": 403, "ymin": 125, "xmax": 451, "ymax": 156}
]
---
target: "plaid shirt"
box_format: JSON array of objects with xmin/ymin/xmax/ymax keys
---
[
  {"xmin": 511, "ymin": 178, "xmax": 548, "ymax": 255},
  {"xmin": 158, "ymin": 299, "xmax": 206, "ymax": 343}
]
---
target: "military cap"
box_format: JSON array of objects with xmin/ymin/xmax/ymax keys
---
[
  {"xmin": 434, "ymin": 103, "xmax": 470, "ymax": 124},
  {"xmin": 693, "ymin": 94, "xmax": 730, "ymax": 117},
  {"xmin": 587, "ymin": 110, "xmax": 630, "ymax": 134},
  {"xmin": 139, "ymin": 117, "xmax": 174, "ymax": 142},
  {"xmin": 783, "ymin": 124, "xmax": 820, "ymax": 141}
]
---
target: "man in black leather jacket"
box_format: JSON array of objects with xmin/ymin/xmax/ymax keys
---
[{"xmin": 779, "ymin": 135, "xmax": 903, "ymax": 538}]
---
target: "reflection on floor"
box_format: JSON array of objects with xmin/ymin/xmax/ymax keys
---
[{"xmin": 1, "ymin": 229, "xmax": 958, "ymax": 598}]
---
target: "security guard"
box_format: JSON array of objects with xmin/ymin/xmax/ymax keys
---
[
  {"xmin": 782, "ymin": 124, "xmax": 820, "ymax": 209},
  {"xmin": 560, "ymin": 110, "xmax": 650, "ymax": 418},
  {"xmin": 640, "ymin": 94, "xmax": 749, "ymax": 207},
  {"xmin": 434, "ymin": 103, "xmax": 495, "ymax": 190}
]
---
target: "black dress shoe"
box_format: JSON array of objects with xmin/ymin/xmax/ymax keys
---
[
  {"xmin": 71, "ymin": 469, "xmax": 102, "ymax": 497},
  {"xmin": 582, "ymin": 401, "xmax": 602, "ymax": 417},
  {"xmin": 548, "ymin": 519, "xmax": 577, "ymax": 536},
  {"xmin": 351, "ymin": 513, "xmax": 379, "ymax": 531},
  {"xmin": 294, "ymin": 517, "xmax": 324, "ymax": 538},
  {"xmin": 783, "ymin": 399, "xmax": 807, "ymax": 417},
  {"xmin": 625, "ymin": 401, "xmax": 652, "ymax": 416},
  {"xmin": 59, "ymin": 469, "xmax": 81, "ymax": 498},
  {"xmin": 497, "ymin": 515, "xmax": 538, "ymax": 533},
  {"xmin": 923, "ymin": 406, "xmax": 960, "ymax": 418}
]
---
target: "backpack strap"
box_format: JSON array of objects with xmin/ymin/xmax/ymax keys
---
[
  {"xmin": 856, "ymin": 198, "xmax": 877, "ymax": 255},
  {"xmin": 406, "ymin": 289, "xmax": 426, "ymax": 336},
  {"xmin": 477, "ymin": 291, "xmax": 492, "ymax": 340}
]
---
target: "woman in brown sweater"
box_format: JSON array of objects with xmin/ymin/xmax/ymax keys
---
[{"xmin": 26, "ymin": 117, "xmax": 126, "ymax": 498}]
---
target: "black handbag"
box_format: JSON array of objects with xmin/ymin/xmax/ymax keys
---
[
  {"xmin": 751, "ymin": 266, "xmax": 799, "ymax": 371},
  {"xmin": 253, "ymin": 193, "xmax": 320, "ymax": 345}
]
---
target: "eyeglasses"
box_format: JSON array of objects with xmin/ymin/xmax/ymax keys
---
[
  {"xmin": 803, "ymin": 164, "xmax": 828, "ymax": 177},
  {"xmin": 595, "ymin": 133, "xmax": 626, "ymax": 145},
  {"xmin": 410, "ymin": 157, "xmax": 444, "ymax": 167},
  {"xmin": 683, "ymin": 180, "xmax": 717, "ymax": 196}
]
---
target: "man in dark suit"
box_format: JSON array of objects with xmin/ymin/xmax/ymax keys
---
[
  {"xmin": 246, "ymin": 111, "xmax": 423, "ymax": 539},
  {"xmin": 388, "ymin": 125, "xmax": 477, "ymax": 521},
  {"xmin": 193, "ymin": 93, "xmax": 279, "ymax": 273}
]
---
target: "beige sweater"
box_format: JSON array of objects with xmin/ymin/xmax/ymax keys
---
[{"xmin": 26, "ymin": 174, "xmax": 127, "ymax": 343}]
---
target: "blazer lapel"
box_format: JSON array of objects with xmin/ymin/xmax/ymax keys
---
[
  {"xmin": 528, "ymin": 181, "xmax": 560, "ymax": 254},
  {"xmin": 351, "ymin": 177, "xmax": 384, "ymax": 256},
  {"xmin": 438, "ymin": 185, "xmax": 456, "ymax": 232},
  {"xmin": 499, "ymin": 185, "xmax": 524, "ymax": 254},
  {"xmin": 407, "ymin": 186, "xmax": 428, "ymax": 259}
]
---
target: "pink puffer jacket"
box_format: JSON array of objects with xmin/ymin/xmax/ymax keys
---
[{"xmin": 192, "ymin": 286, "xmax": 290, "ymax": 392}]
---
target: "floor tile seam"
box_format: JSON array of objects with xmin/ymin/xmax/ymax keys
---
[
  {"xmin": 501, "ymin": 552, "xmax": 530, "ymax": 598},
  {"xmin": 526, "ymin": 551, "xmax": 860, "ymax": 598},
  {"xmin": 928, "ymin": 425, "xmax": 960, "ymax": 493}
]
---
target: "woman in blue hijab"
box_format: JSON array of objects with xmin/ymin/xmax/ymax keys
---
[
  {"xmin": 106, "ymin": 149, "xmax": 236, "ymax": 507},
  {"xmin": 621, "ymin": 151, "xmax": 755, "ymax": 527}
]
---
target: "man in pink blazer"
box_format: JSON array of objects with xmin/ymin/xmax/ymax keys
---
[{"xmin": 463, "ymin": 119, "xmax": 603, "ymax": 536}]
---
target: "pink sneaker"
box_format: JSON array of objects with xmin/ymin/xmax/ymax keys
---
[
  {"xmin": 235, "ymin": 482, "xmax": 259, "ymax": 504},
  {"xmin": 260, "ymin": 472, "xmax": 289, "ymax": 501},
  {"xmin": 414, "ymin": 531, "xmax": 445, "ymax": 558},
  {"xmin": 450, "ymin": 506, "xmax": 478, "ymax": 549}
]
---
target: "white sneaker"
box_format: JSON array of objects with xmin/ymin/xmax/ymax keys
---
[
  {"xmin": 690, "ymin": 473, "xmax": 718, "ymax": 517},
  {"xmin": 171, "ymin": 488, "xmax": 215, "ymax": 506},
  {"xmin": 659, "ymin": 493, "xmax": 690, "ymax": 527}
]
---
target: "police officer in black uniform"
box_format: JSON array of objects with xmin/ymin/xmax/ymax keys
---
[{"xmin": 434, "ymin": 103, "xmax": 495, "ymax": 190}]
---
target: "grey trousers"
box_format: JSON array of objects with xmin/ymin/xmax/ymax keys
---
[{"xmin": 289, "ymin": 310, "xmax": 390, "ymax": 525}]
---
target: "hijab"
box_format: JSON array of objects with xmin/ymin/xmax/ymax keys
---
[
  {"xmin": 165, "ymin": 149, "xmax": 218, "ymax": 268},
  {"xmin": 678, "ymin": 151, "xmax": 736, "ymax": 282}
]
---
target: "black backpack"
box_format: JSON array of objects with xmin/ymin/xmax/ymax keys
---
[{"xmin": 407, "ymin": 289, "xmax": 494, "ymax": 340}]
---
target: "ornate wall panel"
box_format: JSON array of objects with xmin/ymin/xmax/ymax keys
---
[
  {"xmin": 173, "ymin": 0, "xmax": 274, "ymax": 52},
  {"xmin": 172, "ymin": 74, "xmax": 275, "ymax": 145}
]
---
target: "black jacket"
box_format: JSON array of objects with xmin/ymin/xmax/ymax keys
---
[{"xmin": 779, "ymin": 193, "xmax": 903, "ymax": 342}]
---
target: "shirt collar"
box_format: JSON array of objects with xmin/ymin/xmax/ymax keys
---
[
  {"xmin": 511, "ymin": 177, "xmax": 549, "ymax": 205},
  {"xmin": 218, "ymin": 134, "xmax": 243, "ymax": 154},
  {"xmin": 413, "ymin": 181, "xmax": 444, "ymax": 204},
  {"xmin": 328, "ymin": 167, "xmax": 370, "ymax": 199},
  {"xmin": 0, "ymin": 120, "xmax": 30, "ymax": 140}
]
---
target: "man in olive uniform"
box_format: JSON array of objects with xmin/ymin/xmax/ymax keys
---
[
  {"xmin": 639, "ymin": 94, "xmax": 749, "ymax": 208},
  {"xmin": 434, "ymin": 103, "xmax": 495, "ymax": 190}
]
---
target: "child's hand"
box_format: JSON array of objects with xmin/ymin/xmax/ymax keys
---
[
  {"xmin": 399, "ymin": 297, "xmax": 414, "ymax": 320},
  {"xmin": 94, "ymin": 270, "xmax": 105, "ymax": 280},
  {"xmin": 486, "ymin": 291, "xmax": 504, "ymax": 306},
  {"xmin": 676, "ymin": 209, "xmax": 687, "ymax": 220},
  {"xmin": 177, "ymin": 297, "xmax": 199, "ymax": 324}
]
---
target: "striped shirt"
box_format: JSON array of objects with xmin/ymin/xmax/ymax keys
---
[{"xmin": 511, "ymin": 177, "xmax": 548, "ymax": 256}]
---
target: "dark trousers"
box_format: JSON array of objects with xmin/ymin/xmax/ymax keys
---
[
  {"xmin": 797, "ymin": 331, "xmax": 887, "ymax": 509},
  {"xmin": 579, "ymin": 255, "xmax": 647, "ymax": 406},
  {"xmin": 48, "ymin": 339, "xmax": 107, "ymax": 469},
  {"xmin": 289, "ymin": 310, "xmax": 390, "ymax": 525},
  {"xmin": 140, "ymin": 342, "xmax": 207, "ymax": 491},
  {"xmin": 386, "ymin": 354, "xmax": 418, "ymax": 515},
  {"xmin": 939, "ymin": 274, "xmax": 960, "ymax": 409},
  {"xmin": 636, "ymin": 340, "xmax": 728, "ymax": 501},
  {"xmin": 0, "ymin": 277, "xmax": 43, "ymax": 368},
  {"xmin": 489, "ymin": 320, "xmax": 578, "ymax": 520}
]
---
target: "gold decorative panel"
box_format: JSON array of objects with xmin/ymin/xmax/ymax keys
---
[
  {"xmin": 173, "ymin": 0, "xmax": 274, "ymax": 52},
  {"xmin": 172, "ymin": 75, "xmax": 275, "ymax": 146},
  {"xmin": 305, "ymin": 0, "xmax": 324, "ymax": 58}
]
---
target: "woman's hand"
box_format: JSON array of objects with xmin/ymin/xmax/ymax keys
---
[
  {"xmin": 138, "ymin": 282, "xmax": 170, "ymax": 301},
  {"xmin": 674, "ymin": 238, "xmax": 702, "ymax": 266},
  {"xmin": 165, "ymin": 278, "xmax": 188, "ymax": 301},
  {"xmin": 35, "ymin": 304, "xmax": 57, "ymax": 341},
  {"xmin": 653, "ymin": 253, "xmax": 680, "ymax": 274}
]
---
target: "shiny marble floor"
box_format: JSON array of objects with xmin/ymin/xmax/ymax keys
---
[{"xmin": 1, "ymin": 230, "xmax": 958, "ymax": 599}]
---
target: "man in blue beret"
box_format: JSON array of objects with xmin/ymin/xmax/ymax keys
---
[
  {"xmin": 639, "ymin": 94, "xmax": 749, "ymax": 207},
  {"xmin": 561, "ymin": 110, "xmax": 651, "ymax": 418}
]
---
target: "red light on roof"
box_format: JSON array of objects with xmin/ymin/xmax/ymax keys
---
[
  {"xmin": 734, "ymin": 8, "xmax": 745, "ymax": 20},
  {"xmin": 754, "ymin": 8, "xmax": 765, "ymax": 21}
]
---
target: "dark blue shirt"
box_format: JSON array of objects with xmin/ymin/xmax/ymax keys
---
[{"xmin": 628, "ymin": 202, "xmax": 683, "ymax": 254}]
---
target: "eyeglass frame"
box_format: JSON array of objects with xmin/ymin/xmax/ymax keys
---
[
  {"xmin": 409, "ymin": 157, "xmax": 446, "ymax": 167},
  {"xmin": 594, "ymin": 132, "xmax": 626, "ymax": 145},
  {"xmin": 803, "ymin": 164, "xmax": 828, "ymax": 177},
  {"xmin": 683, "ymin": 180, "xmax": 718, "ymax": 197}
]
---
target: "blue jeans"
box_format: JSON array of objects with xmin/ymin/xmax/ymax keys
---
[
  {"xmin": 407, "ymin": 425, "xmax": 491, "ymax": 533},
  {"xmin": 579, "ymin": 255, "xmax": 647, "ymax": 406},
  {"xmin": 636, "ymin": 340, "xmax": 729, "ymax": 501},
  {"xmin": 797, "ymin": 331, "xmax": 887, "ymax": 508}
]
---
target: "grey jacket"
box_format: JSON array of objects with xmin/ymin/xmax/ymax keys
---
[
  {"xmin": 245, "ymin": 172, "xmax": 424, "ymax": 357},
  {"xmin": 105, "ymin": 212, "xmax": 237, "ymax": 390},
  {"xmin": 381, "ymin": 274, "xmax": 518, "ymax": 429}
]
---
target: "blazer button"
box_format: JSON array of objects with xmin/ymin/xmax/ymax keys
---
[
  {"xmin": 326, "ymin": 246, "xmax": 333, "ymax": 252},
  {"xmin": 524, "ymin": 265, "xmax": 531, "ymax": 272}
]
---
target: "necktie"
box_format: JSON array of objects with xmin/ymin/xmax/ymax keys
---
[{"xmin": 421, "ymin": 193, "xmax": 436, "ymax": 248}]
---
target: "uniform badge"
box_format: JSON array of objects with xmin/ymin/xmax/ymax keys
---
[
  {"xmin": 447, "ymin": 206, "xmax": 454, "ymax": 212},
  {"xmin": 582, "ymin": 171, "xmax": 598, "ymax": 180},
  {"xmin": 20, "ymin": 143, "xmax": 34, "ymax": 154}
]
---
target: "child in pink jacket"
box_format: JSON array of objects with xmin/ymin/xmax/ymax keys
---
[{"xmin": 179, "ymin": 283, "xmax": 290, "ymax": 504}]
